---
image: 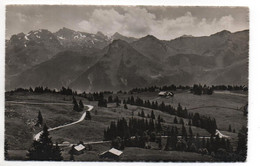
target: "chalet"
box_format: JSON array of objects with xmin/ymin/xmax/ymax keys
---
[
  {"xmin": 99, "ymin": 148, "xmax": 123, "ymax": 160},
  {"xmin": 73, "ymin": 144, "xmax": 85, "ymax": 155},
  {"xmin": 158, "ymin": 91, "xmax": 174, "ymax": 97}
]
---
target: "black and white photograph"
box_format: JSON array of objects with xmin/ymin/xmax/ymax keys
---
[{"xmin": 3, "ymin": 3, "xmax": 252, "ymax": 163}]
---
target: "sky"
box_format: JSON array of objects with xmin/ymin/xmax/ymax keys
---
[{"xmin": 6, "ymin": 5, "xmax": 249, "ymax": 40}]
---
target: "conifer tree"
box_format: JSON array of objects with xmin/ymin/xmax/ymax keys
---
[
  {"xmin": 228, "ymin": 124, "xmax": 232, "ymax": 132},
  {"xmin": 151, "ymin": 110, "xmax": 155, "ymax": 119},
  {"xmin": 180, "ymin": 118, "xmax": 184, "ymax": 125},
  {"xmin": 182, "ymin": 125, "xmax": 187, "ymax": 139},
  {"xmin": 164, "ymin": 136, "xmax": 170, "ymax": 151},
  {"xmin": 27, "ymin": 124, "xmax": 63, "ymax": 160},
  {"xmin": 188, "ymin": 119, "xmax": 192, "ymax": 126},
  {"xmin": 156, "ymin": 118, "xmax": 162, "ymax": 131},
  {"xmin": 79, "ymin": 100, "xmax": 84, "ymax": 112},
  {"xmin": 36, "ymin": 111, "xmax": 43, "ymax": 127},
  {"xmin": 85, "ymin": 111, "xmax": 91, "ymax": 120},
  {"xmin": 53, "ymin": 142, "xmax": 63, "ymax": 160},
  {"xmin": 108, "ymin": 96, "xmax": 113, "ymax": 103},
  {"xmin": 124, "ymin": 103, "xmax": 128, "ymax": 109},
  {"xmin": 174, "ymin": 117, "xmax": 178, "ymax": 124},
  {"xmin": 189, "ymin": 126, "xmax": 193, "ymax": 138},
  {"xmin": 69, "ymin": 145, "xmax": 75, "ymax": 161},
  {"xmin": 177, "ymin": 103, "xmax": 182, "ymax": 116},
  {"xmin": 116, "ymin": 100, "xmax": 120, "ymax": 107},
  {"xmin": 158, "ymin": 136, "xmax": 162, "ymax": 149},
  {"xmin": 72, "ymin": 96, "xmax": 79, "ymax": 112},
  {"xmin": 141, "ymin": 110, "xmax": 145, "ymax": 117}
]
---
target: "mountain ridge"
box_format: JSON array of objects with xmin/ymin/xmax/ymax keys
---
[{"xmin": 6, "ymin": 28, "xmax": 249, "ymax": 91}]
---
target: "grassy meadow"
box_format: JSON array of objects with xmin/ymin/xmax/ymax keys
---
[{"xmin": 5, "ymin": 90, "xmax": 247, "ymax": 161}]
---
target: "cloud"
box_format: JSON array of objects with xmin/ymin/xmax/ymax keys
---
[
  {"xmin": 7, "ymin": 6, "xmax": 247, "ymax": 40},
  {"xmin": 16, "ymin": 13, "xmax": 27, "ymax": 23},
  {"xmin": 78, "ymin": 8, "xmax": 155, "ymax": 37},
  {"xmin": 77, "ymin": 7, "xmax": 241, "ymax": 40}
]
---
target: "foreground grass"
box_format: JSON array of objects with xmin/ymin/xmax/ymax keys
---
[{"xmin": 5, "ymin": 91, "xmax": 246, "ymax": 161}]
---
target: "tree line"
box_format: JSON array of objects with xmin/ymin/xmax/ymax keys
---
[
  {"xmin": 191, "ymin": 84, "xmax": 213, "ymax": 95},
  {"xmin": 129, "ymin": 84, "xmax": 248, "ymax": 94},
  {"xmin": 103, "ymin": 117, "xmax": 247, "ymax": 161},
  {"xmin": 8, "ymin": 84, "xmax": 247, "ymax": 100},
  {"xmin": 129, "ymin": 85, "xmax": 189, "ymax": 93},
  {"xmin": 124, "ymin": 96, "xmax": 217, "ymax": 134},
  {"xmin": 104, "ymin": 117, "xmax": 163, "ymax": 141}
]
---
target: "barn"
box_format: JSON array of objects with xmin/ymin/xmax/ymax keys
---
[{"xmin": 99, "ymin": 148, "xmax": 123, "ymax": 160}]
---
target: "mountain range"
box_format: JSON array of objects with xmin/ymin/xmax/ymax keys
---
[{"xmin": 5, "ymin": 28, "xmax": 249, "ymax": 92}]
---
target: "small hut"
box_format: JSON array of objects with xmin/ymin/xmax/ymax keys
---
[
  {"xmin": 99, "ymin": 148, "xmax": 123, "ymax": 160},
  {"xmin": 73, "ymin": 144, "xmax": 85, "ymax": 155}
]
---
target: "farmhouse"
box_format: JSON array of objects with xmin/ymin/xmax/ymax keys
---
[
  {"xmin": 158, "ymin": 91, "xmax": 174, "ymax": 97},
  {"xmin": 99, "ymin": 148, "xmax": 123, "ymax": 160},
  {"xmin": 73, "ymin": 144, "xmax": 85, "ymax": 155}
]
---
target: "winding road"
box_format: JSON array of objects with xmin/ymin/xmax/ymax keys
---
[
  {"xmin": 6, "ymin": 101, "xmax": 94, "ymax": 141},
  {"xmin": 34, "ymin": 104, "xmax": 93, "ymax": 141}
]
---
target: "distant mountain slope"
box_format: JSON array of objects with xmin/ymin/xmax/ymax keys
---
[
  {"xmin": 54, "ymin": 27, "xmax": 110, "ymax": 50},
  {"xmin": 111, "ymin": 32, "xmax": 138, "ymax": 43},
  {"xmin": 6, "ymin": 29, "xmax": 249, "ymax": 91},
  {"xmin": 5, "ymin": 28, "xmax": 110, "ymax": 77},
  {"xmin": 6, "ymin": 29, "xmax": 63, "ymax": 76},
  {"xmin": 165, "ymin": 30, "xmax": 249, "ymax": 66},
  {"xmin": 7, "ymin": 51, "xmax": 100, "ymax": 90},
  {"xmin": 70, "ymin": 40, "xmax": 164, "ymax": 91},
  {"xmin": 131, "ymin": 35, "xmax": 176, "ymax": 62}
]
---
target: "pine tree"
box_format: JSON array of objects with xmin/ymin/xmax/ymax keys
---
[
  {"xmin": 156, "ymin": 117, "xmax": 162, "ymax": 131},
  {"xmin": 108, "ymin": 96, "xmax": 113, "ymax": 103},
  {"xmin": 188, "ymin": 119, "xmax": 192, "ymax": 126},
  {"xmin": 158, "ymin": 136, "xmax": 162, "ymax": 149},
  {"xmin": 79, "ymin": 100, "xmax": 84, "ymax": 112},
  {"xmin": 85, "ymin": 111, "xmax": 91, "ymax": 120},
  {"xmin": 29, "ymin": 87, "xmax": 33, "ymax": 92},
  {"xmin": 177, "ymin": 103, "xmax": 182, "ymax": 117},
  {"xmin": 72, "ymin": 96, "xmax": 79, "ymax": 112},
  {"xmin": 141, "ymin": 110, "xmax": 145, "ymax": 117},
  {"xmin": 189, "ymin": 126, "xmax": 193, "ymax": 138},
  {"xmin": 165, "ymin": 136, "xmax": 170, "ymax": 151},
  {"xmin": 27, "ymin": 124, "xmax": 63, "ymax": 160},
  {"xmin": 53, "ymin": 142, "xmax": 63, "ymax": 160},
  {"xmin": 228, "ymin": 124, "xmax": 232, "ymax": 132},
  {"xmin": 69, "ymin": 145, "xmax": 75, "ymax": 161},
  {"xmin": 36, "ymin": 111, "xmax": 43, "ymax": 127},
  {"xmin": 182, "ymin": 124, "xmax": 187, "ymax": 139},
  {"xmin": 116, "ymin": 100, "xmax": 120, "ymax": 107},
  {"xmin": 180, "ymin": 118, "xmax": 184, "ymax": 125},
  {"xmin": 174, "ymin": 117, "xmax": 178, "ymax": 124},
  {"xmin": 151, "ymin": 110, "xmax": 155, "ymax": 119},
  {"xmin": 157, "ymin": 115, "xmax": 161, "ymax": 122}
]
